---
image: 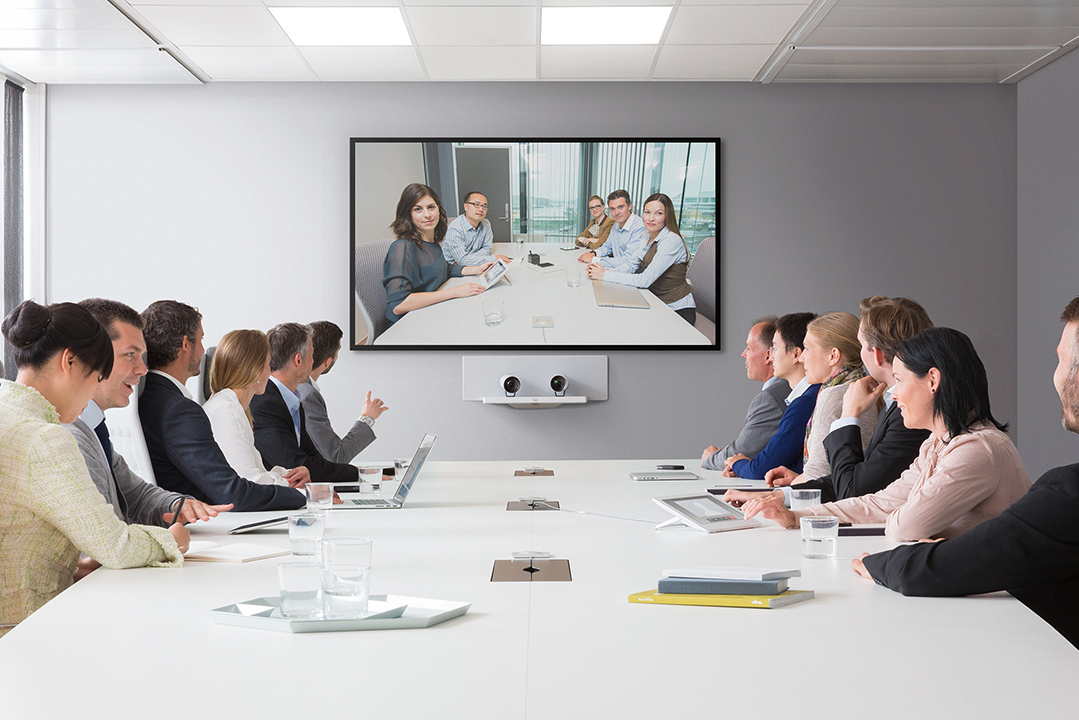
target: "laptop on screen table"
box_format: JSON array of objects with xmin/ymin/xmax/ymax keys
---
[
  {"xmin": 337, "ymin": 433, "xmax": 436, "ymax": 509},
  {"xmin": 593, "ymin": 280, "xmax": 650, "ymax": 309}
]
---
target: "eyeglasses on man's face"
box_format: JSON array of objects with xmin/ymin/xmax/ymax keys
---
[{"xmin": 465, "ymin": 202, "xmax": 489, "ymax": 210}]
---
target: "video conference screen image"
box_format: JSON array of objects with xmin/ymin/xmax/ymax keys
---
[{"xmin": 351, "ymin": 139, "xmax": 718, "ymax": 351}]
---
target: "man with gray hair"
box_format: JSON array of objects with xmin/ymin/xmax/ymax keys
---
[
  {"xmin": 700, "ymin": 317, "xmax": 790, "ymax": 470},
  {"xmin": 250, "ymin": 322, "xmax": 360, "ymax": 484}
]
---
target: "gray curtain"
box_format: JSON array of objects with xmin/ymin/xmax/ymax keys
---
[{"xmin": 4, "ymin": 80, "xmax": 23, "ymax": 381}]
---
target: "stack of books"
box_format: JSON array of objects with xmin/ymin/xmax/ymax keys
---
[{"xmin": 629, "ymin": 566, "xmax": 814, "ymax": 609}]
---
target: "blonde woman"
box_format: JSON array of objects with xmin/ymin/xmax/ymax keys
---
[
  {"xmin": 0, "ymin": 300, "xmax": 185, "ymax": 636},
  {"xmin": 767, "ymin": 312, "xmax": 878, "ymax": 487},
  {"xmin": 202, "ymin": 330, "xmax": 310, "ymax": 489},
  {"xmin": 574, "ymin": 195, "xmax": 615, "ymax": 250}
]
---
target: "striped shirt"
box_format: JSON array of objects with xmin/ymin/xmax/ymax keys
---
[{"xmin": 442, "ymin": 215, "xmax": 494, "ymax": 267}]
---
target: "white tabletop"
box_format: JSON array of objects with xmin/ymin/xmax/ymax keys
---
[
  {"xmin": 1, "ymin": 459, "xmax": 1074, "ymax": 720},
  {"xmin": 375, "ymin": 243, "xmax": 711, "ymax": 346}
]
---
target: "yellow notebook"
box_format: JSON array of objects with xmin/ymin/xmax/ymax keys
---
[{"xmin": 628, "ymin": 588, "xmax": 814, "ymax": 609}]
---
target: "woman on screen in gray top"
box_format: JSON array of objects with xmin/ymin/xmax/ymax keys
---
[
  {"xmin": 586, "ymin": 192, "xmax": 696, "ymax": 325},
  {"xmin": 383, "ymin": 183, "xmax": 494, "ymax": 326}
]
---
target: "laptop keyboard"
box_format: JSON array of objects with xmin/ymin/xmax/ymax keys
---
[{"xmin": 350, "ymin": 499, "xmax": 393, "ymax": 506}]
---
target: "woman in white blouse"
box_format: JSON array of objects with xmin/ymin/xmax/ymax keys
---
[{"xmin": 203, "ymin": 330, "xmax": 310, "ymax": 489}]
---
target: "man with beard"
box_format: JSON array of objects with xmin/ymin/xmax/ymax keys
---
[
  {"xmin": 854, "ymin": 297, "xmax": 1079, "ymax": 649},
  {"xmin": 139, "ymin": 301, "xmax": 304, "ymax": 512}
]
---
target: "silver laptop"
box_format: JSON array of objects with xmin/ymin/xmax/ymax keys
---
[
  {"xmin": 630, "ymin": 471, "xmax": 700, "ymax": 481},
  {"xmin": 338, "ymin": 433, "xmax": 436, "ymax": 509},
  {"xmin": 593, "ymin": 280, "xmax": 649, "ymax": 309}
]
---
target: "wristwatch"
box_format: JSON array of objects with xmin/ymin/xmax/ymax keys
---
[{"xmin": 360, "ymin": 416, "xmax": 375, "ymax": 428}]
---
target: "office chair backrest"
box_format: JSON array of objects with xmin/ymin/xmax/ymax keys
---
[
  {"xmin": 354, "ymin": 238, "xmax": 394, "ymax": 345},
  {"xmin": 687, "ymin": 236, "xmax": 716, "ymax": 325},
  {"xmin": 104, "ymin": 376, "xmax": 158, "ymax": 486},
  {"xmin": 201, "ymin": 346, "xmax": 217, "ymax": 403}
]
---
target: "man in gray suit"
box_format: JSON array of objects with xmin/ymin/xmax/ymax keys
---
[
  {"xmin": 701, "ymin": 317, "xmax": 790, "ymax": 470},
  {"xmin": 297, "ymin": 321, "xmax": 388, "ymax": 463},
  {"xmin": 67, "ymin": 299, "xmax": 232, "ymax": 527}
]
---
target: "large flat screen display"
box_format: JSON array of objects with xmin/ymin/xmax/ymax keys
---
[{"xmin": 351, "ymin": 139, "xmax": 718, "ymax": 351}]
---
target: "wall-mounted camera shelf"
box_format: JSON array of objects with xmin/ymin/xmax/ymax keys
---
[{"xmin": 462, "ymin": 355, "xmax": 608, "ymax": 410}]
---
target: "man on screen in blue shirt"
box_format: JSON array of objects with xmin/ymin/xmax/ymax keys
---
[
  {"xmin": 577, "ymin": 189, "xmax": 647, "ymax": 274},
  {"xmin": 442, "ymin": 191, "xmax": 510, "ymax": 268}
]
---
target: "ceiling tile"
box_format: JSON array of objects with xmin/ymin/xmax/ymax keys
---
[
  {"xmin": 180, "ymin": 45, "xmax": 316, "ymax": 79},
  {"xmin": 135, "ymin": 6, "xmax": 292, "ymax": 46},
  {"xmin": 0, "ymin": 28, "xmax": 157, "ymax": 49},
  {"xmin": 540, "ymin": 45, "xmax": 656, "ymax": 78},
  {"xmin": 264, "ymin": 0, "xmax": 398, "ymax": 5},
  {"xmin": 775, "ymin": 62, "xmax": 1023, "ymax": 82},
  {"xmin": 404, "ymin": 0, "xmax": 532, "ymax": 5},
  {"xmin": 0, "ymin": 6, "xmax": 135, "ymax": 30},
  {"xmin": 821, "ymin": 6, "xmax": 1079, "ymax": 29},
  {"xmin": 407, "ymin": 6, "xmax": 536, "ymax": 46},
  {"xmin": 787, "ymin": 46, "xmax": 1050, "ymax": 67},
  {"xmin": 665, "ymin": 5, "xmax": 808, "ymax": 45},
  {"xmin": 299, "ymin": 46, "xmax": 425, "ymax": 79},
  {"xmin": 420, "ymin": 45, "xmax": 536, "ymax": 79},
  {"xmin": 802, "ymin": 26, "xmax": 1079, "ymax": 47},
  {"xmin": 131, "ymin": 0, "xmax": 262, "ymax": 5},
  {"xmin": 0, "ymin": 48, "xmax": 196, "ymax": 83},
  {"xmin": 652, "ymin": 43, "xmax": 775, "ymax": 79}
]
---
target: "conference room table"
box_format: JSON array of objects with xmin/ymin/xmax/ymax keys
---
[
  {"xmin": 1, "ymin": 459, "xmax": 1075, "ymax": 720},
  {"xmin": 375, "ymin": 243, "xmax": 711, "ymax": 346}
]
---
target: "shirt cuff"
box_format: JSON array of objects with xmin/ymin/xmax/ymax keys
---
[
  {"xmin": 829, "ymin": 416, "xmax": 861, "ymax": 433},
  {"xmin": 780, "ymin": 486, "xmax": 792, "ymax": 508}
]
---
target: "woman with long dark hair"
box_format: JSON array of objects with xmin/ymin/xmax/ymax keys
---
[
  {"xmin": 383, "ymin": 183, "xmax": 494, "ymax": 326},
  {"xmin": 742, "ymin": 327, "xmax": 1031, "ymax": 541},
  {"xmin": 0, "ymin": 300, "xmax": 186, "ymax": 637},
  {"xmin": 586, "ymin": 192, "xmax": 697, "ymax": 325}
]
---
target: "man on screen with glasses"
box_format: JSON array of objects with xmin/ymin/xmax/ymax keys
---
[{"xmin": 442, "ymin": 191, "xmax": 511, "ymax": 268}]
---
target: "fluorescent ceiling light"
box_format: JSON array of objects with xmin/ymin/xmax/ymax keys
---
[
  {"xmin": 542, "ymin": 7, "xmax": 672, "ymax": 46},
  {"xmin": 269, "ymin": 7, "xmax": 411, "ymax": 46}
]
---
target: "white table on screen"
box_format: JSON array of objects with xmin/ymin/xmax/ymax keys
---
[
  {"xmin": 0, "ymin": 459, "xmax": 1074, "ymax": 720},
  {"xmin": 375, "ymin": 243, "xmax": 710, "ymax": 346}
]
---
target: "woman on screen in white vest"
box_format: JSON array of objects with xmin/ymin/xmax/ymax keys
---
[
  {"xmin": 586, "ymin": 192, "xmax": 697, "ymax": 325},
  {"xmin": 0, "ymin": 300, "xmax": 186, "ymax": 637},
  {"xmin": 202, "ymin": 329, "xmax": 310, "ymax": 489},
  {"xmin": 383, "ymin": 183, "xmax": 495, "ymax": 326},
  {"xmin": 740, "ymin": 327, "xmax": 1031, "ymax": 542}
]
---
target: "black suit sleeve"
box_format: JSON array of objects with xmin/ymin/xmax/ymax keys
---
[
  {"xmin": 820, "ymin": 414, "xmax": 928, "ymax": 502},
  {"xmin": 251, "ymin": 390, "xmax": 358, "ymax": 484},
  {"xmin": 164, "ymin": 400, "xmax": 305, "ymax": 512},
  {"xmin": 863, "ymin": 466, "xmax": 1079, "ymax": 646}
]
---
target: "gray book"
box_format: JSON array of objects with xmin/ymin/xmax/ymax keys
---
[{"xmin": 657, "ymin": 577, "xmax": 789, "ymax": 596}]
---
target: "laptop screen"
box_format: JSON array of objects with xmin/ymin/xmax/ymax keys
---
[{"xmin": 393, "ymin": 434, "xmax": 437, "ymax": 503}]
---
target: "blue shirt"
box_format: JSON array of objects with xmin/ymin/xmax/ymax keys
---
[
  {"xmin": 731, "ymin": 383, "xmax": 822, "ymax": 479},
  {"xmin": 595, "ymin": 213, "xmax": 647, "ymax": 274},
  {"xmin": 601, "ymin": 226, "xmax": 695, "ymax": 311},
  {"xmin": 269, "ymin": 376, "xmax": 302, "ymax": 445},
  {"xmin": 442, "ymin": 214, "xmax": 494, "ymax": 267},
  {"xmin": 383, "ymin": 238, "xmax": 464, "ymax": 325}
]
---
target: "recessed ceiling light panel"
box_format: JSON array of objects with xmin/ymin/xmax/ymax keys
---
[
  {"xmin": 269, "ymin": 7, "xmax": 411, "ymax": 47},
  {"xmin": 541, "ymin": 6, "xmax": 672, "ymax": 46}
]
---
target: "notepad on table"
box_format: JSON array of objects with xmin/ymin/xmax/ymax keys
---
[
  {"xmin": 629, "ymin": 589, "xmax": 814, "ymax": 609},
  {"xmin": 184, "ymin": 541, "xmax": 290, "ymax": 563}
]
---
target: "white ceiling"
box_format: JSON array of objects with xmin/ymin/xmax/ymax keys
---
[{"xmin": 0, "ymin": 0, "xmax": 1077, "ymax": 84}]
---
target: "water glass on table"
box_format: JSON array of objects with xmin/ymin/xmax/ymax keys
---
[
  {"xmin": 800, "ymin": 515, "xmax": 839, "ymax": 559},
  {"xmin": 288, "ymin": 512, "xmax": 325, "ymax": 556},
  {"xmin": 566, "ymin": 266, "xmax": 581, "ymax": 288},
  {"xmin": 306, "ymin": 483, "xmax": 334, "ymax": 514},
  {"xmin": 357, "ymin": 466, "xmax": 382, "ymax": 495},
  {"xmin": 322, "ymin": 538, "xmax": 373, "ymax": 619},
  {"xmin": 278, "ymin": 561, "xmax": 323, "ymax": 619},
  {"xmin": 483, "ymin": 298, "xmax": 504, "ymax": 326},
  {"xmin": 790, "ymin": 488, "xmax": 821, "ymax": 511},
  {"xmin": 394, "ymin": 457, "xmax": 410, "ymax": 481}
]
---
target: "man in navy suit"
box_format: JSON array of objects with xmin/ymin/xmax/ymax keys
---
[
  {"xmin": 250, "ymin": 323, "xmax": 360, "ymax": 484},
  {"xmin": 139, "ymin": 301, "xmax": 304, "ymax": 511},
  {"xmin": 856, "ymin": 297, "xmax": 1079, "ymax": 649}
]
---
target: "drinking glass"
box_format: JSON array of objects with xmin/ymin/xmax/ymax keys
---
[
  {"xmin": 800, "ymin": 515, "xmax": 839, "ymax": 559},
  {"xmin": 322, "ymin": 538, "xmax": 373, "ymax": 619},
  {"xmin": 288, "ymin": 512, "xmax": 325, "ymax": 556},
  {"xmin": 278, "ymin": 562, "xmax": 323, "ymax": 619}
]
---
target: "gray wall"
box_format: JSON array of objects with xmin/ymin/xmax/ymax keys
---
[
  {"xmin": 1017, "ymin": 49, "xmax": 1079, "ymax": 480},
  {"xmin": 46, "ymin": 81, "xmax": 1017, "ymax": 462}
]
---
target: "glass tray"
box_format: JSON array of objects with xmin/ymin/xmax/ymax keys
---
[{"xmin": 210, "ymin": 594, "xmax": 471, "ymax": 634}]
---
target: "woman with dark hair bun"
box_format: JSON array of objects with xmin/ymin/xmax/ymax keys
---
[
  {"xmin": 742, "ymin": 327, "xmax": 1031, "ymax": 542},
  {"xmin": 0, "ymin": 300, "xmax": 186, "ymax": 637},
  {"xmin": 382, "ymin": 183, "xmax": 496, "ymax": 326}
]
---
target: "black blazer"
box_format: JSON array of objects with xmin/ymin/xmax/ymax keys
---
[
  {"xmin": 250, "ymin": 380, "xmax": 359, "ymax": 484},
  {"xmin": 800, "ymin": 401, "xmax": 930, "ymax": 503},
  {"xmin": 139, "ymin": 373, "xmax": 305, "ymax": 512},
  {"xmin": 863, "ymin": 464, "xmax": 1079, "ymax": 649}
]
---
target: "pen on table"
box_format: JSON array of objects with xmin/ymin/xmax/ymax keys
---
[{"xmin": 171, "ymin": 497, "xmax": 186, "ymax": 525}]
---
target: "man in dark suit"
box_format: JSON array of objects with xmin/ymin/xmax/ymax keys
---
[
  {"xmin": 725, "ymin": 297, "xmax": 933, "ymax": 507},
  {"xmin": 855, "ymin": 297, "xmax": 1079, "ymax": 649},
  {"xmin": 250, "ymin": 323, "xmax": 360, "ymax": 484},
  {"xmin": 139, "ymin": 301, "xmax": 305, "ymax": 512}
]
